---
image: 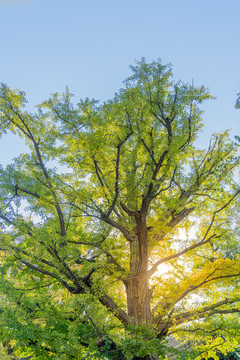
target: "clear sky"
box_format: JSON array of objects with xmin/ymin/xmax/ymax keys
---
[{"xmin": 0, "ymin": 0, "xmax": 239, "ymax": 166}]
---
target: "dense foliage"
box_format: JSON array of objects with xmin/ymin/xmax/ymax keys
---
[{"xmin": 0, "ymin": 59, "xmax": 239, "ymax": 360}]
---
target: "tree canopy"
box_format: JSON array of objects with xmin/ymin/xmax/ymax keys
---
[{"xmin": 0, "ymin": 59, "xmax": 239, "ymax": 360}]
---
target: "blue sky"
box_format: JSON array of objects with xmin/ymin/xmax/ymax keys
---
[{"xmin": 0, "ymin": 0, "xmax": 239, "ymax": 166}]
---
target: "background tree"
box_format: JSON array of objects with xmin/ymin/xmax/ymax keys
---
[
  {"xmin": 0, "ymin": 59, "xmax": 240, "ymax": 360},
  {"xmin": 235, "ymin": 93, "xmax": 240, "ymax": 109}
]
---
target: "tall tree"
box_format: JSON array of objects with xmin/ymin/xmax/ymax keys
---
[{"xmin": 0, "ymin": 59, "xmax": 239, "ymax": 360}]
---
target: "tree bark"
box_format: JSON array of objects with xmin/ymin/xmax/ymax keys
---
[
  {"xmin": 125, "ymin": 274, "xmax": 151, "ymax": 324},
  {"xmin": 125, "ymin": 212, "xmax": 151, "ymax": 325}
]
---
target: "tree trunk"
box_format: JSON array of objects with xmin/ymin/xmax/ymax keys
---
[
  {"xmin": 124, "ymin": 212, "xmax": 159, "ymax": 360},
  {"xmin": 125, "ymin": 212, "xmax": 151, "ymax": 324},
  {"xmin": 125, "ymin": 275, "xmax": 151, "ymax": 324}
]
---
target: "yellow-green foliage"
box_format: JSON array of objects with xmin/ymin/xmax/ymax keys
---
[{"xmin": 0, "ymin": 59, "xmax": 239, "ymax": 360}]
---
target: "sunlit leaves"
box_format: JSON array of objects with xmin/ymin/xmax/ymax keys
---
[{"xmin": 0, "ymin": 60, "xmax": 239, "ymax": 359}]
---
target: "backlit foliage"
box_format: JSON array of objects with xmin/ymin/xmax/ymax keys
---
[{"xmin": 0, "ymin": 59, "xmax": 239, "ymax": 360}]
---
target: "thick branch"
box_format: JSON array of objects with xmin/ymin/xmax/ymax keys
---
[
  {"xmin": 170, "ymin": 298, "xmax": 238, "ymax": 326},
  {"xmin": 98, "ymin": 293, "xmax": 131, "ymax": 325},
  {"xmin": 2, "ymin": 104, "xmax": 67, "ymax": 237},
  {"xmin": 148, "ymin": 234, "xmax": 219, "ymax": 277},
  {"xmin": 0, "ymin": 213, "xmax": 15, "ymax": 226},
  {"xmin": 141, "ymin": 149, "xmax": 169, "ymax": 213},
  {"xmin": 15, "ymin": 185, "xmax": 41, "ymax": 199},
  {"xmin": 105, "ymin": 131, "xmax": 133, "ymax": 218},
  {"xmin": 174, "ymin": 308, "xmax": 240, "ymax": 327},
  {"xmin": 102, "ymin": 215, "xmax": 134, "ymax": 242},
  {"xmin": 10, "ymin": 245, "xmax": 58, "ymax": 270},
  {"xmin": 173, "ymin": 271, "xmax": 240, "ymax": 310},
  {"xmin": 150, "ymin": 207, "xmax": 194, "ymax": 244}
]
